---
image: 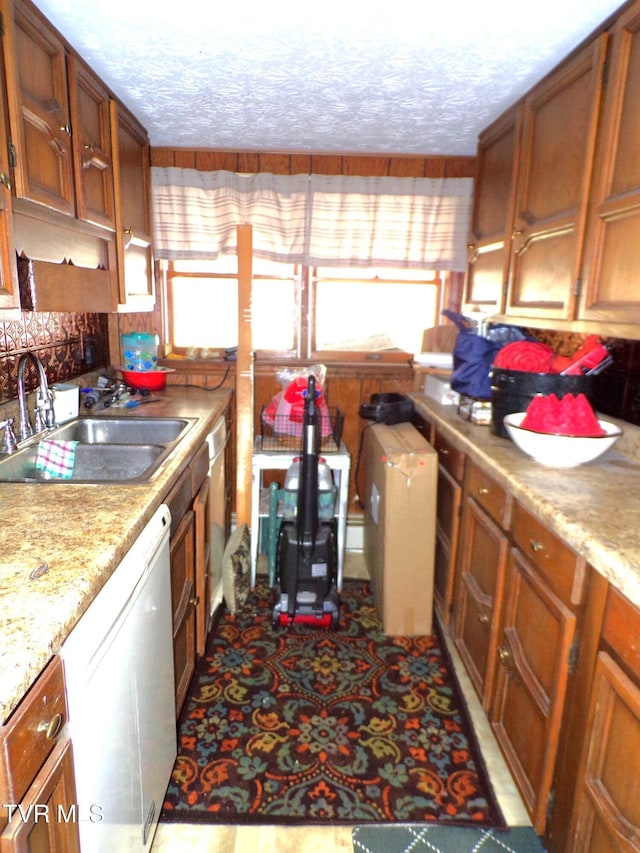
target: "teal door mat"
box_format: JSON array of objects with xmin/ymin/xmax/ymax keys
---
[{"xmin": 353, "ymin": 825, "xmax": 546, "ymax": 853}]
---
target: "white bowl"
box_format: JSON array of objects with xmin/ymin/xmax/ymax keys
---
[{"xmin": 503, "ymin": 412, "xmax": 622, "ymax": 468}]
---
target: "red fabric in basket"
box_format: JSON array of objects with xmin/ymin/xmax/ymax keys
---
[{"xmin": 493, "ymin": 341, "xmax": 555, "ymax": 373}]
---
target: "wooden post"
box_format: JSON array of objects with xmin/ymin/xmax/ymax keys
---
[{"xmin": 235, "ymin": 224, "xmax": 253, "ymax": 527}]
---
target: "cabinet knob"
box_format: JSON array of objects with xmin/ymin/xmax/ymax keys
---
[
  {"xmin": 37, "ymin": 713, "xmax": 63, "ymax": 740},
  {"xmin": 0, "ymin": 172, "xmax": 11, "ymax": 190},
  {"xmin": 189, "ymin": 596, "xmax": 200, "ymax": 607},
  {"xmin": 478, "ymin": 611, "xmax": 490, "ymax": 625},
  {"xmin": 478, "ymin": 486, "xmax": 489, "ymax": 496},
  {"xmin": 498, "ymin": 646, "xmax": 512, "ymax": 667},
  {"xmin": 59, "ymin": 123, "xmax": 72, "ymax": 135},
  {"xmin": 529, "ymin": 539, "xmax": 544, "ymax": 553},
  {"xmin": 438, "ymin": 447, "xmax": 449, "ymax": 456}
]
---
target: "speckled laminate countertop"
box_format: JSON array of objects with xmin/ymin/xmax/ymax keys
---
[
  {"xmin": 410, "ymin": 392, "xmax": 640, "ymax": 613},
  {"xmin": 0, "ymin": 386, "xmax": 232, "ymax": 723}
]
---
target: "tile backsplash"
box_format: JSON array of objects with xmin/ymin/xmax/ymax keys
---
[{"xmin": 0, "ymin": 311, "xmax": 109, "ymax": 401}]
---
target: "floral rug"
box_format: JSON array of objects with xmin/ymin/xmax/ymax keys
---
[{"xmin": 161, "ymin": 580, "xmax": 504, "ymax": 827}]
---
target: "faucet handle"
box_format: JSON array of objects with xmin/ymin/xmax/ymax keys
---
[{"xmin": 0, "ymin": 418, "xmax": 18, "ymax": 453}]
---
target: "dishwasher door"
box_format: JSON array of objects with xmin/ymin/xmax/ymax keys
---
[
  {"xmin": 61, "ymin": 505, "xmax": 176, "ymax": 853},
  {"xmin": 207, "ymin": 415, "xmax": 228, "ymax": 616}
]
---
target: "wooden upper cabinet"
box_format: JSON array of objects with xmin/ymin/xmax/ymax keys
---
[
  {"xmin": 4, "ymin": 0, "xmax": 75, "ymax": 216},
  {"xmin": 0, "ymin": 35, "xmax": 19, "ymax": 311},
  {"xmin": 110, "ymin": 100, "xmax": 155, "ymax": 310},
  {"xmin": 579, "ymin": 2, "xmax": 640, "ymax": 325},
  {"xmin": 463, "ymin": 104, "xmax": 522, "ymax": 314},
  {"xmin": 67, "ymin": 54, "xmax": 115, "ymax": 230},
  {"xmin": 504, "ymin": 36, "xmax": 608, "ymax": 322}
]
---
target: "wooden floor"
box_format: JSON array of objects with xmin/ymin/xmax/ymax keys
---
[{"xmin": 151, "ymin": 554, "xmax": 530, "ymax": 852}]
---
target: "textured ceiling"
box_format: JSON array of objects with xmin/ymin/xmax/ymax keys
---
[{"xmin": 34, "ymin": 0, "xmax": 623, "ymax": 156}]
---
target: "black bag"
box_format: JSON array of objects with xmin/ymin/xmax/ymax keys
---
[{"xmin": 358, "ymin": 393, "xmax": 414, "ymax": 425}]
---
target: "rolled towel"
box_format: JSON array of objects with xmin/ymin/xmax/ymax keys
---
[{"xmin": 36, "ymin": 440, "xmax": 78, "ymax": 479}]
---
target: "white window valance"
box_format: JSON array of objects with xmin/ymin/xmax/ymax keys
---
[{"xmin": 151, "ymin": 167, "xmax": 473, "ymax": 272}]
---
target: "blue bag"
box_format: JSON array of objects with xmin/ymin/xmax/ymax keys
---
[{"xmin": 442, "ymin": 310, "xmax": 502, "ymax": 400}]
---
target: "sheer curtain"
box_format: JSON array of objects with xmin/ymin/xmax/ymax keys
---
[{"xmin": 151, "ymin": 167, "xmax": 473, "ymax": 271}]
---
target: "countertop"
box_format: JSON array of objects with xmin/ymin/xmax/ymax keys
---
[
  {"xmin": 410, "ymin": 392, "xmax": 640, "ymax": 614},
  {"xmin": 0, "ymin": 386, "xmax": 232, "ymax": 723}
]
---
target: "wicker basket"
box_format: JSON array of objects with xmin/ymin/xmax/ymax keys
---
[{"xmin": 260, "ymin": 406, "xmax": 344, "ymax": 452}]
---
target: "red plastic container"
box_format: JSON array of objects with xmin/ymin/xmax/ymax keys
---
[{"xmin": 120, "ymin": 368, "xmax": 170, "ymax": 392}]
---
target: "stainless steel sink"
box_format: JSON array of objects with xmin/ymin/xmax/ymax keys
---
[
  {"xmin": 52, "ymin": 417, "xmax": 192, "ymax": 445},
  {"xmin": 0, "ymin": 443, "xmax": 166, "ymax": 483},
  {"xmin": 0, "ymin": 415, "xmax": 196, "ymax": 483}
]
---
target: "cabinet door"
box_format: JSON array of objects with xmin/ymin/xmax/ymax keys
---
[
  {"xmin": 579, "ymin": 3, "xmax": 640, "ymax": 325},
  {"xmin": 0, "ymin": 37, "xmax": 19, "ymax": 311},
  {"xmin": 194, "ymin": 475, "xmax": 211, "ymax": 657},
  {"xmin": 569, "ymin": 651, "xmax": 640, "ymax": 853},
  {"xmin": 67, "ymin": 54, "xmax": 115, "ymax": 230},
  {"xmin": 4, "ymin": 0, "xmax": 75, "ymax": 215},
  {"xmin": 464, "ymin": 104, "xmax": 522, "ymax": 313},
  {"xmin": 505, "ymin": 37, "xmax": 607, "ymax": 321},
  {"xmin": 110, "ymin": 100, "xmax": 155, "ymax": 311},
  {"xmin": 454, "ymin": 498, "xmax": 509, "ymax": 711},
  {"xmin": 491, "ymin": 547, "xmax": 576, "ymax": 834},
  {"xmin": 433, "ymin": 464, "xmax": 462, "ymax": 625},
  {"xmin": 0, "ymin": 737, "xmax": 80, "ymax": 853},
  {"xmin": 170, "ymin": 509, "xmax": 196, "ymax": 718}
]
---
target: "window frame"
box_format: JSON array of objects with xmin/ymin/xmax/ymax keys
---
[{"xmin": 162, "ymin": 259, "xmax": 444, "ymax": 363}]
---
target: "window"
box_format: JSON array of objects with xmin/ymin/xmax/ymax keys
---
[{"xmin": 163, "ymin": 258, "xmax": 442, "ymax": 360}]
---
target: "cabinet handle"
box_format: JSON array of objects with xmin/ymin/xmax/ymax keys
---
[
  {"xmin": 37, "ymin": 713, "xmax": 63, "ymax": 740},
  {"xmin": 123, "ymin": 227, "xmax": 134, "ymax": 249},
  {"xmin": 0, "ymin": 172, "xmax": 11, "ymax": 190},
  {"xmin": 478, "ymin": 612, "xmax": 490, "ymax": 625},
  {"xmin": 478, "ymin": 486, "xmax": 489, "ymax": 496},
  {"xmin": 529, "ymin": 539, "xmax": 544, "ymax": 553}
]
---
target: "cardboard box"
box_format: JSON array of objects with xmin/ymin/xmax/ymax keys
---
[{"xmin": 362, "ymin": 422, "xmax": 437, "ymax": 635}]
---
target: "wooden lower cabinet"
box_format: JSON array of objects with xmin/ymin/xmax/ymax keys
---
[
  {"xmin": 170, "ymin": 508, "xmax": 196, "ymax": 718},
  {"xmin": 566, "ymin": 587, "xmax": 640, "ymax": 852},
  {"xmin": 0, "ymin": 656, "xmax": 80, "ymax": 852},
  {"xmin": 491, "ymin": 546, "xmax": 578, "ymax": 834},
  {"xmin": 431, "ymin": 430, "xmax": 465, "ymax": 625},
  {"xmin": 454, "ymin": 498, "xmax": 509, "ymax": 710}
]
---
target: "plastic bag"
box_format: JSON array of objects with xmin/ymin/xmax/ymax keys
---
[{"xmin": 262, "ymin": 364, "xmax": 332, "ymax": 438}]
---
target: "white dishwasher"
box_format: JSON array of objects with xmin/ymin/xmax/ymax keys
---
[{"xmin": 61, "ymin": 504, "xmax": 176, "ymax": 853}]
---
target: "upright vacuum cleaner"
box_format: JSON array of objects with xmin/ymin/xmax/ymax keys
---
[{"xmin": 272, "ymin": 374, "xmax": 340, "ymax": 629}]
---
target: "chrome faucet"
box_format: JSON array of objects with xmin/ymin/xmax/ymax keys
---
[{"xmin": 16, "ymin": 352, "xmax": 55, "ymax": 441}]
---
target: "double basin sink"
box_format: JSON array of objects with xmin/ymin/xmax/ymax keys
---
[{"xmin": 0, "ymin": 416, "xmax": 195, "ymax": 483}]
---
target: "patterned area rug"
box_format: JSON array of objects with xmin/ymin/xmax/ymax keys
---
[
  {"xmin": 352, "ymin": 825, "xmax": 546, "ymax": 853},
  {"xmin": 161, "ymin": 580, "xmax": 505, "ymax": 827}
]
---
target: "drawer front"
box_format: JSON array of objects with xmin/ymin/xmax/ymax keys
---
[
  {"xmin": 511, "ymin": 502, "xmax": 585, "ymax": 606},
  {"xmin": 433, "ymin": 430, "xmax": 465, "ymax": 481},
  {"xmin": 191, "ymin": 442, "xmax": 210, "ymax": 495},
  {"xmin": 0, "ymin": 656, "xmax": 68, "ymax": 804},
  {"xmin": 602, "ymin": 586, "xmax": 640, "ymax": 680},
  {"xmin": 466, "ymin": 460, "xmax": 509, "ymax": 527}
]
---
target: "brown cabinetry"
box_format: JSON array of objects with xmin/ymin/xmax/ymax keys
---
[
  {"xmin": 454, "ymin": 461, "xmax": 510, "ymax": 710},
  {"xmin": 464, "ymin": 105, "xmax": 521, "ymax": 313},
  {"xmin": 67, "ymin": 54, "xmax": 115, "ymax": 230},
  {"xmin": 579, "ymin": 1, "xmax": 640, "ymax": 325},
  {"xmin": 491, "ymin": 502, "xmax": 586, "ymax": 835},
  {"xmin": 412, "ymin": 412, "xmax": 464, "ymax": 626},
  {"xmin": 432, "ymin": 430, "xmax": 465, "ymax": 625},
  {"xmin": 166, "ymin": 439, "xmax": 217, "ymax": 716},
  {"xmin": 110, "ymin": 100, "xmax": 155, "ymax": 311},
  {"xmin": 567, "ymin": 587, "xmax": 640, "ymax": 852},
  {"xmin": 0, "ymin": 30, "xmax": 18, "ymax": 311},
  {"xmin": 0, "ymin": 656, "xmax": 80, "ymax": 852},
  {"xmin": 504, "ymin": 37, "xmax": 607, "ymax": 322},
  {"xmin": 3, "ymin": 0, "xmax": 75, "ymax": 216}
]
